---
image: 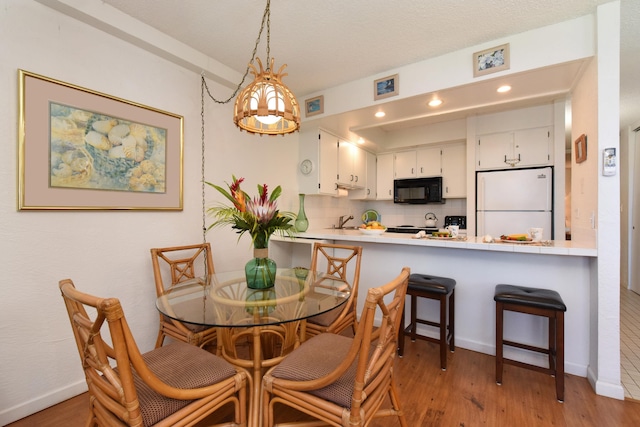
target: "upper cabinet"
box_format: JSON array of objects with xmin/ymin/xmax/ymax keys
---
[
  {"xmin": 376, "ymin": 153, "xmax": 394, "ymax": 200},
  {"xmin": 441, "ymin": 143, "xmax": 466, "ymax": 198},
  {"xmin": 337, "ymin": 140, "xmax": 366, "ymax": 189},
  {"xmin": 350, "ymin": 151, "xmax": 377, "ymax": 200},
  {"xmin": 394, "ymin": 147, "xmax": 440, "ymax": 179},
  {"xmin": 476, "ymin": 126, "xmax": 552, "ymax": 170},
  {"xmin": 298, "ymin": 128, "xmax": 339, "ymax": 196}
]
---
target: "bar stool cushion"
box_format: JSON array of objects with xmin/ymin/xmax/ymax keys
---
[
  {"xmin": 408, "ymin": 274, "xmax": 456, "ymax": 295},
  {"xmin": 494, "ymin": 284, "xmax": 566, "ymax": 312}
]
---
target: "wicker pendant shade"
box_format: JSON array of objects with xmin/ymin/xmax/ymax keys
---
[{"xmin": 233, "ymin": 58, "xmax": 300, "ymax": 135}]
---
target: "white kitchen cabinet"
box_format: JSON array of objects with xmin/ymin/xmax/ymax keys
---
[
  {"xmin": 298, "ymin": 128, "xmax": 338, "ymax": 196},
  {"xmin": 376, "ymin": 153, "xmax": 394, "ymax": 200},
  {"xmin": 476, "ymin": 126, "xmax": 552, "ymax": 170},
  {"xmin": 394, "ymin": 147, "xmax": 440, "ymax": 178},
  {"xmin": 393, "ymin": 150, "xmax": 416, "ymax": 179},
  {"xmin": 441, "ymin": 143, "xmax": 466, "ymax": 198},
  {"xmin": 337, "ymin": 140, "xmax": 365, "ymax": 189},
  {"xmin": 350, "ymin": 150, "xmax": 377, "ymax": 200},
  {"xmin": 416, "ymin": 146, "xmax": 441, "ymax": 177}
]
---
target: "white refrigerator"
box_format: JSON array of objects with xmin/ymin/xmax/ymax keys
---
[{"xmin": 476, "ymin": 167, "xmax": 553, "ymax": 240}]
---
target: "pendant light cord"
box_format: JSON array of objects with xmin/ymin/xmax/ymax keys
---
[{"xmin": 201, "ymin": 0, "xmax": 272, "ymax": 244}]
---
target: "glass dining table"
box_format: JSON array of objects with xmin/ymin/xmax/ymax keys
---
[{"xmin": 156, "ymin": 267, "xmax": 351, "ymax": 427}]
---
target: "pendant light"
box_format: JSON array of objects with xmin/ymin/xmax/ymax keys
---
[{"xmin": 201, "ymin": 0, "xmax": 300, "ymax": 136}]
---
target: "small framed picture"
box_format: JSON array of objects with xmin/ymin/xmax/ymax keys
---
[
  {"xmin": 305, "ymin": 95, "xmax": 324, "ymax": 117},
  {"xmin": 473, "ymin": 43, "xmax": 510, "ymax": 77},
  {"xmin": 575, "ymin": 134, "xmax": 587, "ymax": 164},
  {"xmin": 374, "ymin": 74, "xmax": 399, "ymax": 101}
]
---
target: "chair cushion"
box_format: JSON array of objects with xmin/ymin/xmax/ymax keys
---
[
  {"xmin": 494, "ymin": 284, "xmax": 566, "ymax": 311},
  {"xmin": 307, "ymin": 305, "xmax": 342, "ymax": 327},
  {"xmin": 408, "ymin": 274, "xmax": 456, "ymax": 295},
  {"xmin": 133, "ymin": 341, "xmax": 237, "ymax": 426},
  {"xmin": 270, "ymin": 333, "xmax": 357, "ymax": 408}
]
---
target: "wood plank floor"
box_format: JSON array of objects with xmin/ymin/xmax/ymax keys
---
[{"xmin": 8, "ymin": 339, "xmax": 640, "ymax": 426}]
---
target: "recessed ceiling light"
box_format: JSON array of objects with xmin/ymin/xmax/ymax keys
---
[
  {"xmin": 375, "ymin": 111, "xmax": 386, "ymax": 118},
  {"xmin": 428, "ymin": 99, "xmax": 443, "ymax": 107},
  {"xmin": 357, "ymin": 137, "xmax": 365, "ymax": 144},
  {"xmin": 497, "ymin": 85, "xmax": 512, "ymax": 93}
]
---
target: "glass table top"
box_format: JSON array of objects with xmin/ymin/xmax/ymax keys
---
[{"xmin": 156, "ymin": 268, "xmax": 351, "ymax": 328}]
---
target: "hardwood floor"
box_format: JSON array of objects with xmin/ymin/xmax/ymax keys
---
[{"xmin": 8, "ymin": 339, "xmax": 640, "ymax": 426}]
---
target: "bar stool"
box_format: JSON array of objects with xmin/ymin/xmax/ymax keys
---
[
  {"xmin": 398, "ymin": 273, "xmax": 456, "ymax": 370},
  {"xmin": 494, "ymin": 284, "xmax": 566, "ymax": 402}
]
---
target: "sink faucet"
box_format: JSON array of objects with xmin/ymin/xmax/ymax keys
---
[{"xmin": 337, "ymin": 214, "xmax": 354, "ymax": 229}]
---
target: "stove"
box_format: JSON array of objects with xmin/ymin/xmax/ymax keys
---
[{"xmin": 386, "ymin": 225, "xmax": 439, "ymax": 234}]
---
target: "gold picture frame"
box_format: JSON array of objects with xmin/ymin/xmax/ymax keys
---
[
  {"xmin": 374, "ymin": 74, "xmax": 399, "ymax": 100},
  {"xmin": 575, "ymin": 134, "xmax": 587, "ymax": 164},
  {"xmin": 18, "ymin": 70, "xmax": 183, "ymax": 210},
  {"xmin": 473, "ymin": 43, "xmax": 510, "ymax": 77},
  {"xmin": 305, "ymin": 95, "xmax": 324, "ymax": 117}
]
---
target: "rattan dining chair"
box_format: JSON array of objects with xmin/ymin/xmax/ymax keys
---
[
  {"xmin": 302, "ymin": 242, "xmax": 362, "ymax": 341},
  {"xmin": 151, "ymin": 243, "xmax": 218, "ymax": 349},
  {"xmin": 58, "ymin": 278, "xmax": 247, "ymax": 427},
  {"xmin": 262, "ymin": 267, "xmax": 410, "ymax": 427}
]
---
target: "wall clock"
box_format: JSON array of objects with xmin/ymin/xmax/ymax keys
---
[{"xmin": 300, "ymin": 159, "xmax": 313, "ymax": 175}]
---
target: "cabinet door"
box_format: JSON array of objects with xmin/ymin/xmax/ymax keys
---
[
  {"xmin": 352, "ymin": 144, "xmax": 366, "ymax": 188},
  {"xmin": 476, "ymin": 132, "xmax": 513, "ymax": 170},
  {"xmin": 441, "ymin": 144, "xmax": 466, "ymax": 198},
  {"xmin": 298, "ymin": 129, "xmax": 338, "ymax": 196},
  {"xmin": 515, "ymin": 127, "xmax": 552, "ymax": 167},
  {"xmin": 376, "ymin": 153, "xmax": 394, "ymax": 200},
  {"xmin": 318, "ymin": 131, "xmax": 338, "ymax": 194},
  {"xmin": 363, "ymin": 151, "xmax": 376, "ymax": 199},
  {"xmin": 416, "ymin": 146, "xmax": 441, "ymax": 177},
  {"xmin": 394, "ymin": 151, "xmax": 416, "ymax": 178},
  {"xmin": 337, "ymin": 141, "xmax": 365, "ymax": 188}
]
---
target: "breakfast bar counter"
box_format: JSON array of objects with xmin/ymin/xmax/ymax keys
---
[{"xmin": 272, "ymin": 229, "xmax": 597, "ymax": 380}]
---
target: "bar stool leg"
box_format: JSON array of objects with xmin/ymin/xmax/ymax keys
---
[
  {"xmin": 449, "ymin": 289, "xmax": 455, "ymax": 352},
  {"xmin": 556, "ymin": 311, "xmax": 565, "ymax": 402},
  {"xmin": 410, "ymin": 294, "xmax": 418, "ymax": 342},
  {"xmin": 398, "ymin": 304, "xmax": 406, "ymax": 357},
  {"xmin": 495, "ymin": 301, "xmax": 504, "ymax": 385},
  {"xmin": 439, "ymin": 294, "xmax": 447, "ymax": 370}
]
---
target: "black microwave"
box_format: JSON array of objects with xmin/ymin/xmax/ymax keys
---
[{"xmin": 393, "ymin": 177, "xmax": 444, "ymax": 204}]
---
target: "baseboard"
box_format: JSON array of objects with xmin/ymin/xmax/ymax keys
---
[{"xmin": 0, "ymin": 380, "xmax": 87, "ymax": 426}]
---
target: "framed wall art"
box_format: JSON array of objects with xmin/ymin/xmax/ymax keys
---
[
  {"xmin": 18, "ymin": 70, "xmax": 183, "ymax": 210},
  {"xmin": 305, "ymin": 95, "xmax": 324, "ymax": 117},
  {"xmin": 374, "ymin": 74, "xmax": 399, "ymax": 100},
  {"xmin": 473, "ymin": 43, "xmax": 510, "ymax": 77},
  {"xmin": 575, "ymin": 134, "xmax": 587, "ymax": 164}
]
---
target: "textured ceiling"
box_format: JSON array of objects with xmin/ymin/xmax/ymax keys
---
[{"xmin": 91, "ymin": 0, "xmax": 640, "ymax": 129}]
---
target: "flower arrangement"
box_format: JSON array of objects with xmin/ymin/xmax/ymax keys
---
[{"xmin": 206, "ymin": 175, "xmax": 296, "ymax": 249}]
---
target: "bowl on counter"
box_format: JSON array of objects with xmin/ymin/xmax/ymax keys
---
[{"xmin": 359, "ymin": 227, "xmax": 387, "ymax": 235}]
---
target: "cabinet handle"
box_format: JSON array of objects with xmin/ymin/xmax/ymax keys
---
[
  {"xmin": 350, "ymin": 174, "xmax": 354, "ymax": 182},
  {"xmin": 412, "ymin": 168, "xmax": 414, "ymax": 174},
  {"xmin": 367, "ymin": 189, "xmax": 370, "ymax": 195},
  {"xmin": 355, "ymin": 176, "xmax": 359, "ymax": 182},
  {"xmin": 388, "ymin": 189, "xmax": 392, "ymax": 195},
  {"xmin": 420, "ymin": 167, "xmax": 423, "ymax": 173}
]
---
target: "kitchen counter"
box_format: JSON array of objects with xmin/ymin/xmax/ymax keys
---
[
  {"xmin": 272, "ymin": 228, "xmax": 596, "ymax": 380},
  {"xmin": 277, "ymin": 228, "xmax": 596, "ymax": 257}
]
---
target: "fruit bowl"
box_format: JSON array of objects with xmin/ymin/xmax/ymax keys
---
[{"xmin": 359, "ymin": 227, "xmax": 387, "ymax": 235}]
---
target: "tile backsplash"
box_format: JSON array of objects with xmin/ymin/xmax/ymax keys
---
[{"xmin": 301, "ymin": 195, "xmax": 467, "ymax": 230}]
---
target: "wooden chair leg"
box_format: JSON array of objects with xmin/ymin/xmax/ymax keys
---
[{"xmin": 496, "ymin": 301, "xmax": 504, "ymax": 385}]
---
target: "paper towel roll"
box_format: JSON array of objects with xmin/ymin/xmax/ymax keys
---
[{"xmin": 334, "ymin": 188, "xmax": 348, "ymax": 197}]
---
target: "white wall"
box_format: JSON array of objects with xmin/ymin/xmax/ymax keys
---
[
  {"xmin": 0, "ymin": 0, "xmax": 626, "ymax": 423},
  {"xmin": 0, "ymin": 1, "xmax": 300, "ymax": 424}
]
